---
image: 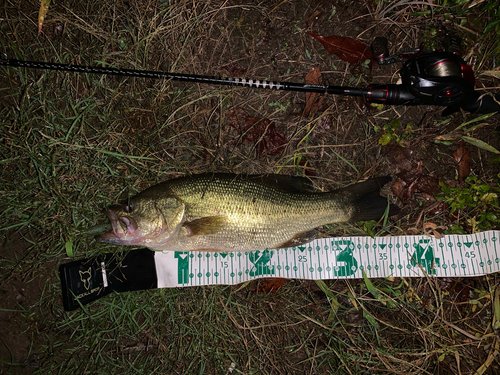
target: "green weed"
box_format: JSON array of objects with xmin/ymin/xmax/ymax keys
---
[
  {"xmin": 434, "ymin": 112, "xmax": 500, "ymax": 154},
  {"xmin": 374, "ymin": 118, "xmax": 414, "ymax": 146},
  {"xmin": 437, "ymin": 175, "xmax": 500, "ymax": 232}
]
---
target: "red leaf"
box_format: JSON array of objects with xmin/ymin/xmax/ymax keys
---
[
  {"xmin": 257, "ymin": 278, "xmax": 287, "ymax": 293},
  {"xmin": 221, "ymin": 63, "xmax": 247, "ymax": 78},
  {"xmin": 228, "ymin": 107, "xmax": 286, "ymax": 156},
  {"xmin": 437, "ymin": 278, "xmax": 470, "ymax": 303},
  {"xmin": 307, "ymin": 32, "xmax": 372, "ymax": 65},
  {"xmin": 452, "ymin": 143, "xmax": 472, "ymax": 182},
  {"xmin": 298, "ymin": 158, "xmax": 315, "ymax": 177}
]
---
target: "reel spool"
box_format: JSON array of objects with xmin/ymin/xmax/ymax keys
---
[
  {"xmin": 401, "ymin": 52, "xmax": 475, "ymax": 106},
  {"xmin": 427, "ymin": 59, "xmax": 461, "ymax": 78}
]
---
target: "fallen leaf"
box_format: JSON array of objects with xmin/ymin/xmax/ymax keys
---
[
  {"xmin": 307, "ymin": 32, "xmax": 372, "ymax": 65},
  {"xmin": 303, "ymin": 66, "xmax": 323, "ymax": 116},
  {"xmin": 298, "ymin": 157, "xmax": 315, "ymax": 177},
  {"xmin": 384, "ymin": 143, "xmax": 417, "ymax": 172},
  {"xmin": 38, "ymin": 0, "xmax": 51, "ymax": 35},
  {"xmin": 436, "ymin": 278, "xmax": 470, "ymax": 303},
  {"xmin": 221, "ymin": 63, "xmax": 247, "ymax": 78},
  {"xmin": 391, "ymin": 180, "xmax": 406, "ymax": 201},
  {"xmin": 394, "ymin": 171, "xmax": 441, "ymax": 201},
  {"xmin": 423, "ymin": 222, "xmax": 446, "ymax": 239},
  {"xmin": 257, "ymin": 278, "xmax": 287, "ymax": 293},
  {"xmin": 228, "ymin": 107, "xmax": 287, "ymax": 156},
  {"xmin": 452, "ymin": 143, "xmax": 472, "ymax": 182},
  {"xmin": 384, "ymin": 143, "xmax": 444, "ymax": 202}
]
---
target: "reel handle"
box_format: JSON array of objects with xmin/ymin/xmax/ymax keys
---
[
  {"xmin": 442, "ymin": 35, "xmax": 463, "ymax": 55},
  {"xmin": 460, "ymin": 91, "xmax": 500, "ymax": 114},
  {"xmin": 371, "ymin": 37, "xmax": 390, "ymax": 64}
]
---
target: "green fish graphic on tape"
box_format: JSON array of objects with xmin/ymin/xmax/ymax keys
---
[{"xmin": 97, "ymin": 174, "xmax": 399, "ymax": 252}]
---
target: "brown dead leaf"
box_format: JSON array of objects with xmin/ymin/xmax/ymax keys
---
[
  {"xmin": 257, "ymin": 278, "xmax": 287, "ymax": 293},
  {"xmin": 307, "ymin": 32, "xmax": 372, "ymax": 66},
  {"xmin": 427, "ymin": 202, "xmax": 447, "ymax": 216},
  {"xmin": 303, "ymin": 66, "xmax": 323, "ymax": 117},
  {"xmin": 391, "ymin": 180, "xmax": 406, "ymax": 201},
  {"xmin": 394, "ymin": 171, "xmax": 441, "ymax": 201},
  {"xmin": 423, "ymin": 222, "xmax": 446, "ymax": 239},
  {"xmin": 384, "ymin": 143, "xmax": 418, "ymax": 172},
  {"xmin": 452, "ymin": 143, "xmax": 472, "ymax": 182}
]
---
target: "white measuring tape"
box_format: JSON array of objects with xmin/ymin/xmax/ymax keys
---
[{"xmin": 154, "ymin": 231, "xmax": 500, "ymax": 288}]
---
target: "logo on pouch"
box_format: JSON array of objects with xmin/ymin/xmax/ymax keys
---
[{"xmin": 79, "ymin": 267, "xmax": 92, "ymax": 290}]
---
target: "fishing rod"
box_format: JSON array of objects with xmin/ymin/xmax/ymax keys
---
[{"xmin": 1, "ymin": 36, "xmax": 499, "ymax": 115}]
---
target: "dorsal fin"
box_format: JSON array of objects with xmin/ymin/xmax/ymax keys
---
[
  {"xmin": 246, "ymin": 174, "xmax": 315, "ymax": 193},
  {"xmin": 333, "ymin": 176, "xmax": 391, "ymax": 198}
]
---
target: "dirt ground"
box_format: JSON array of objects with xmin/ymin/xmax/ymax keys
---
[{"xmin": 1, "ymin": 232, "xmax": 44, "ymax": 373}]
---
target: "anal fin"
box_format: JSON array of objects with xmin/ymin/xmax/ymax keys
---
[{"xmin": 276, "ymin": 230, "xmax": 316, "ymax": 249}]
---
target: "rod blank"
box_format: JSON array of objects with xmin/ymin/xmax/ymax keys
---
[{"xmin": 0, "ymin": 58, "xmax": 372, "ymax": 97}]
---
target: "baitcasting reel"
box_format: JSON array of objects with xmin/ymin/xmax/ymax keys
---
[{"xmin": 369, "ymin": 36, "xmax": 498, "ymax": 114}]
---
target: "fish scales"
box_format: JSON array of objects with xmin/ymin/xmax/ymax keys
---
[
  {"xmin": 166, "ymin": 175, "xmax": 352, "ymax": 251},
  {"xmin": 97, "ymin": 173, "xmax": 398, "ymax": 252}
]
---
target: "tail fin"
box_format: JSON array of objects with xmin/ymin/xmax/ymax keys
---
[{"xmin": 338, "ymin": 177, "xmax": 400, "ymax": 222}]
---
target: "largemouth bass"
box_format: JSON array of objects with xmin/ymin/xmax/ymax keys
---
[{"xmin": 97, "ymin": 174, "xmax": 399, "ymax": 252}]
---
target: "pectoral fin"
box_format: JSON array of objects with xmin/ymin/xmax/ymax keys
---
[
  {"xmin": 183, "ymin": 216, "xmax": 226, "ymax": 236},
  {"xmin": 276, "ymin": 230, "xmax": 316, "ymax": 248}
]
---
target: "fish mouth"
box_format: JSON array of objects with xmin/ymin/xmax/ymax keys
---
[{"xmin": 96, "ymin": 208, "xmax": 138, "ymax": 244}]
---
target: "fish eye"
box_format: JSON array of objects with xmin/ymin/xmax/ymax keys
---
[{"xmin": 124, "ymin": 201, "xmax": 134, "ymax": 213}]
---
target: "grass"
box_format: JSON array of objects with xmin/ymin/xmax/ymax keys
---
[{"xmin": 1, "ymin": 0, "xmax": 500, "ymax": 374}]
